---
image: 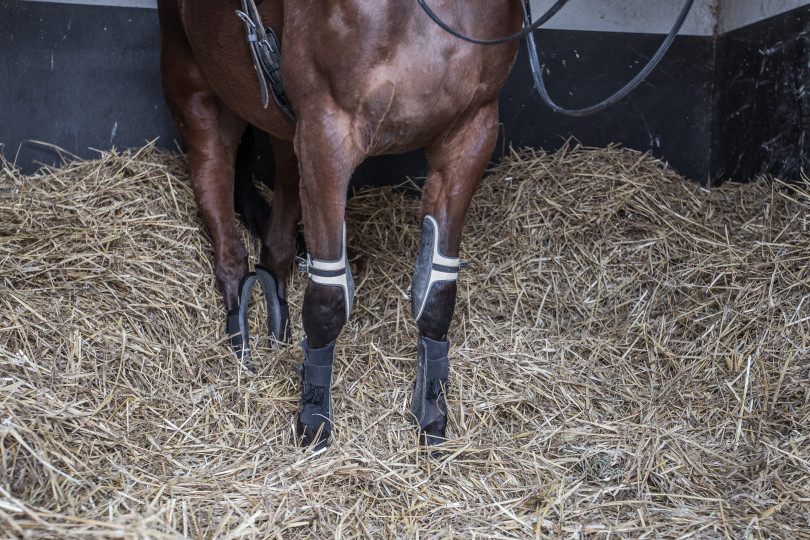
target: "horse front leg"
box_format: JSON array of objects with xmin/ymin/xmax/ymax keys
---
[
  {"xmin": 412, "ymin": 100, "xmax": 501, "ymax": 446},
  {"xmin": 293, "ymin": 116, "xmax": 360, "ymax": 450}
]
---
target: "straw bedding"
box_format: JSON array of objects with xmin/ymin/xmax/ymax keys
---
[{"xmin": 1, "ymin": 142, "xmax": 808, "ymax": 538}]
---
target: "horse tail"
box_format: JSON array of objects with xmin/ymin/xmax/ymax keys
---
[{"xmin": 234, "ymin": 126, "xmax": 271, "ymax": 237}]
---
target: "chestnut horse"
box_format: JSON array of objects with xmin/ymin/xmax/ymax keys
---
[{"xmin": 158, "ymin": 0, "xmax": 522, "ymax": 449}]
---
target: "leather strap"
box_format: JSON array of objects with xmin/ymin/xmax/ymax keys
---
[{"xmin": 236, "ymin": 0, "xmax": 296, "ymax": 121}]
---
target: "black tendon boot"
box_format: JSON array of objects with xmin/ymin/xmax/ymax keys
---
[
  {"xmin": 412, "ymin": 335, "xmax": 450, "ymax": 446},
  {"xmin": 297, "ymin": 339, "xmax": 335, "ymax": 451}
]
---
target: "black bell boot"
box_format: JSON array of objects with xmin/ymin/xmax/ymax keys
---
[
  {"xmin": 255, "ymin": 265, "xmax": 291, "ymax": 346},
  {"xmin": 296, "ymin": 339, "xmax": 335, "ymax": 451},
  {"xmin": 411, "ymin": 335, "xmax": 450, "ymax": 446},
  {"xmin": 225, "ymin": 272, "xmax": 258, "ymax": 365}
]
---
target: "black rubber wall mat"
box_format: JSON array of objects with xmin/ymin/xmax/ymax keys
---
[{"xmin": 712, "ymin": 5, "xmax": 810, "ymax": 183}]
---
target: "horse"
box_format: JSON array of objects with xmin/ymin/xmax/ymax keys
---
[{"xmin": 158, "ymin": 0, "xmax": 523, "ymax": 450}]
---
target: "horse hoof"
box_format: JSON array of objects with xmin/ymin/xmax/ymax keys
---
[
  {"xmin": 418, "ymin": 416, "xmax": 448, "ymax": 447},
  {"xmin": 296, "ymin": 416, "xmax": 330, "ymax": 451}
]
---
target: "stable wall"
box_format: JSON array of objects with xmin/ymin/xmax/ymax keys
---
[
  {"xmin": 713, "ymin": 2, "xmax": 810, "ymax": 182},
  {"xmin": 518, "ymin": 0, "xmax": 809, "ymax": 183},
  {"xmin": 1, "ymin": 0, "xmax": 808, "ymax": 183}
]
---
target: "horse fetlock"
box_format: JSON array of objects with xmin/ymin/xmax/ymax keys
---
[
  {"xmin": 412, "ymin": 335, "xmax": 450, "ymax": 446},
  {"xmin": 215, "ymin": 251, "xmax": 250, "ymax": 308},
  {"xmin": 258, "ymin": 241, "xmax": 295, "ymax": 296},
  {"xmin": 297, "ymin": 339, "xmax": 336, "ymax": 451}
]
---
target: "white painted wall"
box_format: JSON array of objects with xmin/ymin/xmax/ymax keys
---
[
  {"xmin": 717, "ymin": 0, "xmax": 808, "ymax": 33},
  {"xmin": 530, "ymin": 0, "xmax": 809, "ymax": 35},
  {"xmin": 18, "ymin": 0, "xmax": 810, "ymax": 34},
  {"xmin": 530, "ymin": 0, "xmax": 718, "ymax": 36},
  {"xmin": 23, "ymin": 0, "xmax": 156, "ymax": 8}
]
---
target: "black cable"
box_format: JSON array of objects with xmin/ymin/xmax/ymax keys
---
[
  {"xmin": 419, "ymin": 0, "xmax": 696, "ymax": 117},
  {"xmin": 525, "ymin": 0, "xmax": 696, "ymax": 116},
  {"xmin": 416, "ymin": 0, "xmax": 571, "ymax": 45}
]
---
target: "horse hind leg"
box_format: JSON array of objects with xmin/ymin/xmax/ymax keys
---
[
  {"xmin": 251, "ymin": 135, "xmax": 301, "ymax": 346},
  {"xmin": 159, "ymin": 3, "xmax": 251, "ymax": 356},
  {"xmin": 411, "ymin": 100, "xmax": 501, "ymax": 447}
]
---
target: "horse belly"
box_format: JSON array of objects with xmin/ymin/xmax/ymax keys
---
[
  {"xmin": 350, "ymin": 58, "xmax": 498, "ymax": 156},
  {"xmin": 179, "ymin": 1, "xmax": 295, "ymax": 139}
]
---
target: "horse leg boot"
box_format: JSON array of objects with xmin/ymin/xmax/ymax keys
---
[
  {"xmin": 257, "ymin": 136, "xmax": 302, "ymax": 346},
  {"xmin": 411, "ymin": 216, "xmax": 460, "ymax": 446},
  {"xmin": 411, "ymin": 99, "xmax": 501, "ymax": 446}
]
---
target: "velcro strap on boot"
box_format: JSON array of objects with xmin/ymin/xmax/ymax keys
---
[
  {"xmin": 421, "ymin": 335, "xmax": 450, "ymax": 379},
  {"xmin": 411, "ymin": 334, "xmax": 451, "ymax": 435},
  {"xmin": 423, "ymin": 336, "xmax": 449, "ymax": 381},
  {"xmin": 301, "ymin": 339, "xmax": 335, "ymax": 386},
  {"xmin": 426, "ymin": 358, "xmax": 449, "ymax": 381},
  {"xmin": 298, "ymin": 338, "xmax": 336, "ymax": 446},
  {"xmin": 302, "ymin": 364, "xmax": 333, "ymax": 386}
]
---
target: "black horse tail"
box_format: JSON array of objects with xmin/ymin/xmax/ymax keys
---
[{"xmin": 234, "ymin": 127, "xmax": 271, "ymax": 237}]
